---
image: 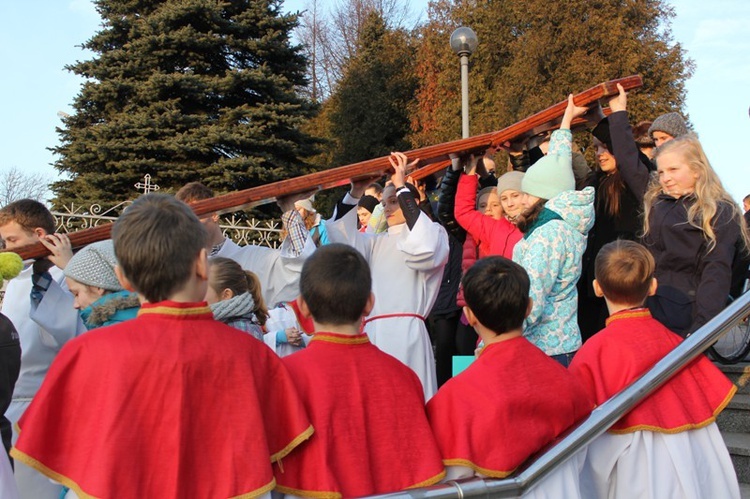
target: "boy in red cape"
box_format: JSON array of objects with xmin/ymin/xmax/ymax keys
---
[
  {"xmin": 426, "ymin": 256, "xmax": 592, "ymax": 496},
  {"xmin": 273, "ymin": 243, "xmax": 445, "ymax": 498},
  {"xmin": 569, "ymin": 240, "xmax": 740, "ymax": 499},
  {"xmin": 11, "ymin": 194, "xmax": 313, "ymax": 499}
]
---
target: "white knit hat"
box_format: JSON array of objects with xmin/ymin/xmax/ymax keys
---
[
  {"xmin": 294, "ymin": 195, "xmax": 316, "ymax": 213},
  {"xmin": 64, "ymin": 240, "xmax": 123, "ymax": 291}
]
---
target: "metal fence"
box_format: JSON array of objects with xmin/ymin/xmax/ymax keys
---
[
  {"xmin": 0, "ymin": 202, "xmax": 282, "ymax": 303},
  {"xmin": 50, "ymin": 201, "xmax": 283, "ymax": 248}
]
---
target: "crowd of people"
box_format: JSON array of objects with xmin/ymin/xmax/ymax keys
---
[{"xmin": 0, "ymin": 84, "xmax": 748, "ymax": 498}]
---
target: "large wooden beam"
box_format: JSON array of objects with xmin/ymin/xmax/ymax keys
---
[{"xmin": 6, "ymin": 75, "xmax": 641, "ymax": 260}]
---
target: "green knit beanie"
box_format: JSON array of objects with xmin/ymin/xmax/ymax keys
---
[{"xmin": 521, "ymin": 154, "xmax": 575, "ymax": 200}]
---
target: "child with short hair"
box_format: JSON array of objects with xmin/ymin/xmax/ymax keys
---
[
  {"xmin": 569, "ymin": 240, "xmax": 740, "ymax": 499},
  {"xmin": 11, "ymin": 194, "xmax": 312, "ymax": 499},
  {"xmin": 205, "ymin": 256, "xmax": 267, "ymax": 341},
  {"xmin": 426, "ymin": 256, "xmax": 592, "ymax": 496},
  {"xmin": 273, "ymin": 243, "xmax": 445, "ymax": 498},
  {"xmin": 326, "ymin": 153, "xmax": 449, "ymax": 400},
  {"xmin": 363, "ymin": 182, "xmax": 387, "ymax": 233}
]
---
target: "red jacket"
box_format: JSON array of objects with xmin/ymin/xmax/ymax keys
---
[{"xmin": 455, "ymin": 174, "xmax": 522, "ymax": 260}]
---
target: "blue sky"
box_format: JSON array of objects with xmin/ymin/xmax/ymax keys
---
[{"xmin": 1, "ymin": 0, "xmax": 749, "ymax": 204}]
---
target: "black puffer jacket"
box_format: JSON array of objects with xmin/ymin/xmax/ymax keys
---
[
  {"xmin": 0, "ymin": 313, "xmax": 20, "ymax": 460},
  {"xmin": 437, "ymin": 167, "xmax": 466, "ymax": 243}
]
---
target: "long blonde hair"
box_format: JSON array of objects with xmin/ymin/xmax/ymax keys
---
[{"xmin": 644, "ymin": 133, "xmax": 749, "ymax": 253}]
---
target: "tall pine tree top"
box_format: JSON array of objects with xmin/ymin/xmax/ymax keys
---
[{"xmin": 52, "ymin": 0, "xmax": 318, "ymax": 206}]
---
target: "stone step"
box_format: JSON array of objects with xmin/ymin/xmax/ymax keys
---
[
  {"xmin": 742, "ymin": 482, "xmax": 750, "ymax": 499},
  {"xmin": 718, "ymin": 393, "xmax": 750, "ymax": 434},
  {"xmin": 716, "ymin": 362, "xmax": 750, "ymax": 395},
  {"xmin": 722, "ymin": 432, "xmax": 750, "ymax": 484}
]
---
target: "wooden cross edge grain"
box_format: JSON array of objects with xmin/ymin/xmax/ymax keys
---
[{"xmin": 6, "ymin": 75, "xmax": 642, "ymax": 261}]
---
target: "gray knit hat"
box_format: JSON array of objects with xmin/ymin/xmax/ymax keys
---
[
  {"xmin": 496, "ymin": 171, "xmax": 525, "ymax": 195},
  {"xmin": 64, "ymin": 240, "xmax": 123, "ymax": 291},
  {"xmin": 648, "ymin": 112, "xmax": 688, "ymax": 140}
]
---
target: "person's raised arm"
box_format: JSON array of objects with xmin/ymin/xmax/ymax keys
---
[
  {"xmin": 436, "ymin": 154, "xmax": 466, "ymax": 241},
  {"xmin": 389, "ymin": 152, "xmax": 422, "ymax": 231},
  {"xmin": 546, "ymin": 95, "xmax": 588, "ymax": 159},
  {"xmin": 604, "ymin": 83, "xmax": 651, "ymax": 202},
  {"xmin": 560, "ymin": 94, "xmax": 589, "ymax": 131}
]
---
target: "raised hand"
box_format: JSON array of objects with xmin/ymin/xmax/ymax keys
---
[
  {"xmin": 608, "ymin": 83, "xmax": 628, "ymax": 113},
  {"xmin": 389, "ymin": 152, "xmax": 419, "ymax": 188},
  {"xmin": 39, "ymin": 233, "xmax": 73, "ymax": 270},
  {"xmin": 561, "ymin": 94, "xmax": 590, "ymax": 130}
]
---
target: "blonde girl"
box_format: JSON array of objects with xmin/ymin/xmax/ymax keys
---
[{"xmin": 642, "ymin": 133, "xmax": 749, "ymax": 336}]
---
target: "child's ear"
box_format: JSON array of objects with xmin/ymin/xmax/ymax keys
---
[
  {"xmin": 220, "ymin": 288, "xmax": 234, "ymax": 301},
  {"xmin": 296, "ymin": 296, "xmax": 313, "ymax": 319},
  {"xmin": 362, "ymin": 292, "xmax": 375, "ymax": 317},
  {"xmin": 525, "ymin": 298, "xmax": 533, "ymax": 319},
  {"xmin": 114, "ymin": 265, "xmax": 135, "ymax": 292},
  {"xmin": 195, "ymin": 248, "xmax": 208, "ymax": 281},
  {"xmin": 463, "ymin": 306, "xmax": 478, "ymax": 327},
  {"xmin": 592, "ymin": 280, "xmax": 604, "ymax": 298},
  {"xmin": 648, "ymin": 277, "xmax": 658, "ymax": 297}
]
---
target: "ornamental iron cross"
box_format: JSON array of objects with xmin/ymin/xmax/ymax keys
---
[{"xmin": 135, "ymin": 174, "xmax": 160, "ymax": 194}]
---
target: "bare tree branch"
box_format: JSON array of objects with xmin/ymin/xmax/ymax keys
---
[
  {"xmin": 0, "ymin": 167, "xmax": 52, "ymax": 207},
  {"xmin": 296, "ymin": 0, "xmax": 415, "ymax": 101}
]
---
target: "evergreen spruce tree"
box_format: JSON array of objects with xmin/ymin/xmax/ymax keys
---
[
  {"xmin": 326, "ymin": 10, "xmax": 418, "ymax": 165},
  {"xmin": 52, "ymin": 0, "xmax": 318, "ymax": 207}
]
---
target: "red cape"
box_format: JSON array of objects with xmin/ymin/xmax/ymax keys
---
[
  {"xmin": 12, "ymin": 301, "xmax": 312, "ymax": 499},
  {"xmin": 427, "ymin": 337, "xmax": 592, "ymax": 477},
  {"xmin": 569, "ymin": 308, "xmax": 736, "ymax": 433},
  {"xmin": 274, "ymin": 332, "xmax": 445, "ymax": 498},
  {"xmin": 287, "ymin": 300, "xmax": 315, "ymax": 334}
]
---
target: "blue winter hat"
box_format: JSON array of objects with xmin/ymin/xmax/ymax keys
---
[{"xmin": 521, "ymin": 154, "xmax": 575, "ymax": 200}]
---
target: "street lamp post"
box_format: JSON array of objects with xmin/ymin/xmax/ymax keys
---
[{"xmin": 450, "ymin": 27, "xmax": 478, "ymax": 139}]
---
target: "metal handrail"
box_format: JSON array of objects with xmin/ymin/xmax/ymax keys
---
[{"xmin": 369, "ymin": 291, "xmax": 750, "ymax": 498}]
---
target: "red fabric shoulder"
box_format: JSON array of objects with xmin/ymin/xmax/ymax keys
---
[
  {"xmin": 276, "ymin": 334, "xmax": 445, "ymax": 497},
  {"xmin": 12, "ymin": 307, "xmax": 312, "ymax": 499},
  {"xmin": 427, "ymin": 338, "xmax": 592, "ymax": 477},
  {"xmin": 569, "ymin": 311, "xmax": 736, "ymax": 433}
]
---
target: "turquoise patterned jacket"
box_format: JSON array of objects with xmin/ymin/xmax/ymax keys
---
[{"xmin": 513, "ymin": 129, "xmax": 595, "ymax": 356}]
